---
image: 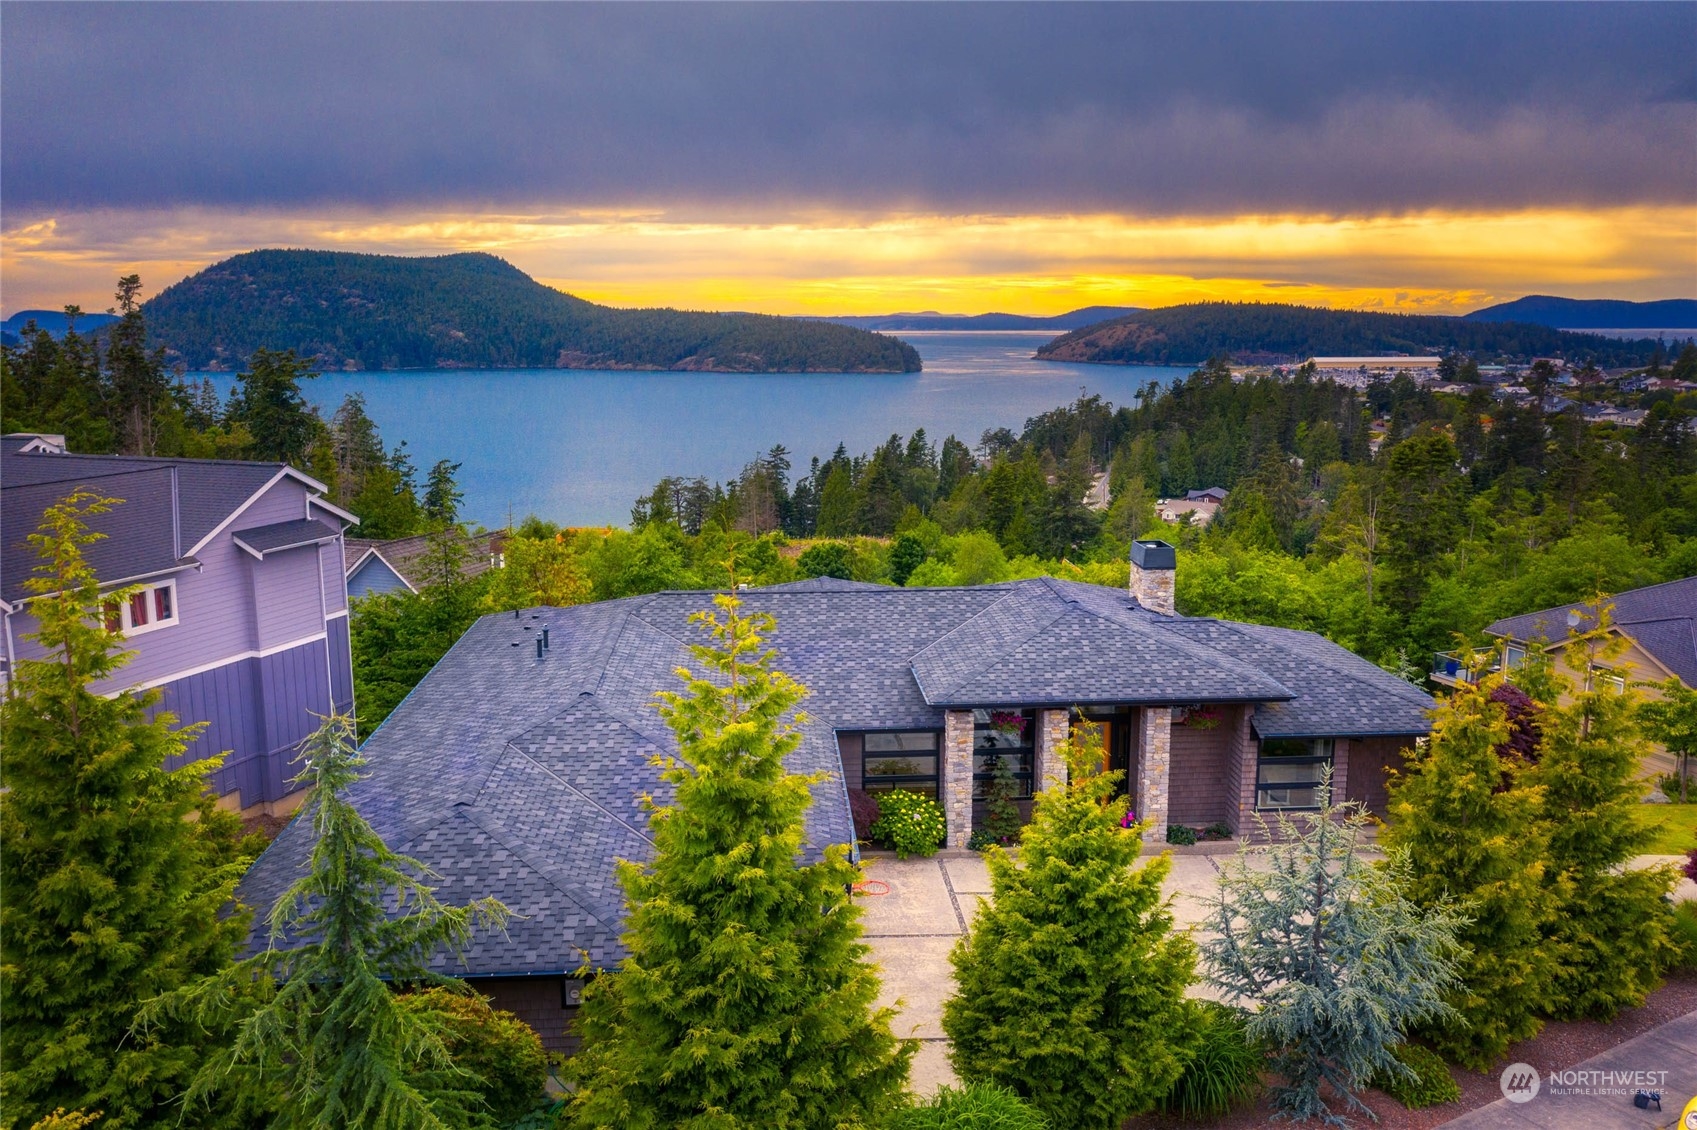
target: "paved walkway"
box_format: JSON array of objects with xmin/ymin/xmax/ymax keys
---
[
  {"xmin": 856, "ymin": 849, "xmax": 1697, "ymax": 1097},
  {"xmin": 1441, "ymin": 1012, "xmax": 1697, "ymax": 1129}
]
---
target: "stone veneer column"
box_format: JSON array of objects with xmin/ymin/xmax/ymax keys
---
[
  {"xmin": 942, "ymin": 710, "xmax": 975, "ymax": 850},
  {"xmin": 1035, "ymin": 709, "xmax": 1070, "ymax": 792},
  {"xmin": 1138, "ymin": 706, "xmax": 1173, "ymax": 832}
]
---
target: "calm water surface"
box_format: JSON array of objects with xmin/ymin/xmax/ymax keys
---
[{"xmin": 202, "ymin": 332, "xmax": 1193, "ymax": 528}]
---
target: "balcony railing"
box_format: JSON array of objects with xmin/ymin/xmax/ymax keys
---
[{"xmin": 1430, "ymin": 649, "xmax": 1501, "ymax": 686}]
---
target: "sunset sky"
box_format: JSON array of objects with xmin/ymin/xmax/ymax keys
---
[{"xmin": 3, "ymin": 3, "xmax": 1693, "ymax": 318}]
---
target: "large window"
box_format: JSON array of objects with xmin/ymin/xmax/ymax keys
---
[
  {"xmin": 1256, "ymin": 737, "xmax": 1334, "ymax": 811},
  {"xmin": 973, "ymin": 708, "xmax": 1034, "ymax": 799},
  {"xmin": 102, "ymin": 579, "xmax": 179, "ymax": 637},
  {"xmin": 862, "ymin": 731, "xmax": 940, "ymax": 801}
]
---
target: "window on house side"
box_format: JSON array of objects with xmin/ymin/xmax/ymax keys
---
[
  {"xmin": 1255, "ymin": 737, "xmax": 1335, "ymax": 810},
  {"xmin": 972, "ymin": 708, "xmax": 1035, "ymax": 800},
  {"xmin": 108, "ymin": 580, "xmax": 181, "ymax": 636},
  {"xmin": 862, "ymin": 731, "xmax": 941, "ymax": 802}
]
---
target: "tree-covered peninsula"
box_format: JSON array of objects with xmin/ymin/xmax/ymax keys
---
[
  {"xmin": 1036, "ymin": 302, "xmax": 1667, "ymax": 367},
  {"xmin": 140, "ymin": 250, "xmax": 922, "ymax": 373}
]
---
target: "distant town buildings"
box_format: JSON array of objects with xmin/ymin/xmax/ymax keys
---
[{"xmin": 1156, "ymin": 487, "xmax": 1228, "ymax": 526}]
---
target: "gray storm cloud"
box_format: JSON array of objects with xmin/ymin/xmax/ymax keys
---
[{"xmin": 2, "ymin": 2, "xmax": 1693, "ymax": 218}]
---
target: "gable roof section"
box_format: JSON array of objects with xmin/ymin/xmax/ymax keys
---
[
  {"xmin": 1487, "ymin": 576, "xmax": 1697, "ymax": 687},
  {"xmin": 1, "ymin": 447, "xmax": 351, "ymax": 603},
  {"xmin": 912, "ymin": 577, "xmax": 1292, "ymax": 707},
  {"xmin": 345, "ymin": 546, "xmax": 419, "ymax": 594},
  {"xmin": 1, "ymin": 466, "xmax": 184, "ymax": 604},
  {"xmin": 342, "ymin": 532, "xmax": 503, "ymax": 589}
]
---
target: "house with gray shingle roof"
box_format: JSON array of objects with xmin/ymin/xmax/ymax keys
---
[
  {"xmin": 1, "ymin": 434, "xmax": 358, "ymax": 813},
  {"xmin": 239, "ymin": 538, "xmax": 1434, "ymax": 1051}
]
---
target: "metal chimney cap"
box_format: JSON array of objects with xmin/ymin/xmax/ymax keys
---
[{"xmin": 1131, "ymin": 539, "xmax": 1177, "ymax": 570}]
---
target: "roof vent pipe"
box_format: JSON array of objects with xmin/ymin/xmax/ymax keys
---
[
  {"xmin": 1129, "ymin": 539, "xmax": 1177, "ymax": 616},
  {"xmin": 535, "ymin": 636, "xmax": 544, "ymax": 659},
  {"xmin": 513, "ymin": 609, "xmax": 520, "ymax": 619},
  {"xmin": 542, "ymin": 627, "xmax": 550, "ymax": 649}
]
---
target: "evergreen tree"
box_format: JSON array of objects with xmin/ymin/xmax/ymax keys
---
[
  {"xmin": 1201, "ymin": 779, "xmax": 1463, "ymax": 1123},
  {"xmin": 1379, "ymin": 432, "xmax": 1463, "ymax": 616},
  {"xmin": 888, "ymin": 533, "xmax": 928, "ymax": 586},
  {"xmin": 104, "ymin": 274, "xmax": 172, "ymax": 455},
  {"xmin": 1380, "ymin": 677, "xmax": 1556, "ymax": 1068},
  {"xmin": 1639, "ymin": 677, "xmax": 1697, "ymax": 804},
  {"xmin": 227, "ymin": 348, "xmax": 321, "ymax": 464},
  {"xmin": 0, "ymin": 491, "xmax": 254, "ymax": 1129},
  {"xmin": 1523, "ymin": 616, "xmax": 1682, "ymax": 1018},
  {"xmin": 816, "ymin": 461, "xmax": 856, "ymax": 537},
  {"xmin": 422, "ymin": 459, "xmax": 464, "ymax": 525},
  {"xmin": 138, "ymin": 713, "xmax": 513, "ymax": 1130},
  {"xmin": 944, "ymin": 722, "xmax": 1199, "ymax": 1130},
  {"xmin": 566, "ymin": 592, "xmax": 913, "ymax": 1129}
]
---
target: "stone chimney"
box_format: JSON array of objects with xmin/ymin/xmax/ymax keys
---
[{"xmin": 1130, "ymin": 539, "xmax": 1176, "ymax": 615}]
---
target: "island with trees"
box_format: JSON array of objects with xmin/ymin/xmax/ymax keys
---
[
  {"xmin": 1035, "ymin": 301, "xmax": 1672, "ymax": 367},
  {"xmin": 137, "ymin": 250, "xmax": 922, "ymax": 373}
]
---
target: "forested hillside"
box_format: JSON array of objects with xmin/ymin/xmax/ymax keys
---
[
  {"xmin": 1036, "ymin": 302, "xmax": 1662, "ymax": 366},
  {"xmin": 141, "ymin": 250, "xmax": 921, "ymax": 373},
  {"xmin": 1463, "ymin": 295, "xmax": 1697, "ymax": 330}
]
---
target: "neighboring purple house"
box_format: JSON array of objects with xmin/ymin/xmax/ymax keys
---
[{"xmin": 1, "ymin": 433, "xmax": 358, "ymax": 814}]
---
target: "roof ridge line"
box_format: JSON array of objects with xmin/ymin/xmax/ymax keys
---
[
  {"xmin": 450, "ymin": 803, "xmax": 620, "ymax": 928},
  {"xmin": 508, "ymin": 737, "xmax": 657, "ymax": 846},
  {"xmin": 911, "ymin": 586, "xmax": 1072, "ymax": 701}
]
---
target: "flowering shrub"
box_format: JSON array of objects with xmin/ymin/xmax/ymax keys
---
[
  {"xmin": 870, "ymin": 790, "xmax": 947, "ymax": 858},
  {"xmin": 847, "ymin": 788, "xmax": 882, "ymax": 841}
]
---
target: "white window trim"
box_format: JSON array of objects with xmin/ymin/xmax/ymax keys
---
[{"xmin": 110, "ymin": 579, "xmax": 181, "ymax": 637}]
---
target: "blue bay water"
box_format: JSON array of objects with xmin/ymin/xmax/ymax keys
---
[{"xmin": 198, "ymin": 332, "xmax": 1193, "ymax": 528}]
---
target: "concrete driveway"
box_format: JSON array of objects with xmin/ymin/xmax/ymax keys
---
[{"xmin": 854, "ymin": 848, "xmax": 1697, "ymax": 1096}]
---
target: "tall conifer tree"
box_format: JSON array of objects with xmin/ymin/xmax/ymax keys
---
[
  {"xmin": 0, "ymin": 492, "xmax": 253, "ymax": 1128},
  {"xmin": 566, "ymin": 591, "xmax": 913, "ymax": 1129},
  {"xmin": 1381, "ymin": 676, "xmax": 1555, "ymax": 1067},
  {"xmin": 944, "ymin": 723, "xmax": 1199, "ymax": 1130},
  {"xmin": 140, "ymin": 713, "xmax": 513, "ymax": 1130},
  {"xmin": 1522, "ymin": 614, "xmax": 1682, "ymax": 1018}
]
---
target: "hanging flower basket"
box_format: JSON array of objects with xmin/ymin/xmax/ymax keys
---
[
  {"xmin": 1178, "ymin": 704, "xmax": 1222, "ymax": 730},
  {"xmin": 988, "ymin": 710, "xmax": 1029, "ymax": 738}
]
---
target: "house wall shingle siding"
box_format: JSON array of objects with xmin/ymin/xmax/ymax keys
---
[
  {"xmin": 943, "ymin": 709, "xmax": 974, "ymax": 848},
  {"xmin": 1342, "ymin": 736, "xmax": 1409, "ymax": 814},
  {"xmin": 328, "ymin": 613, "xmax": 354, "ymax": 713},
  {"xmin": 836, "ymin": 731, "xmax": 864, "ymax": 791},
  {"xmin": 476, "ymin": 976, "xmax": 578, "ymax": 1055},
  {"xmin": 1168, "ymin": 717, "xmax": 1232, "ymax": 826},
  {"xmin": 347, "ymin": 556, "xmax": 412, "ymax": 600}
]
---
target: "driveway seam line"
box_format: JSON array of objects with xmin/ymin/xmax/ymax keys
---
[{"xmin": 939, "ymin": 858, "xmax": 968, "ymax": 933}]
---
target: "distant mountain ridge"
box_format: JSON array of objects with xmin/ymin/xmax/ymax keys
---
[
  {"xmin": 2, "ymin": 309, "xmax": 122, "ymax": 340},
  {"xmin": 817, "ymin": 306, "xmax": 1141, "ymax": 331},
  {"xmin": 1463, "ymin": 295, "xmax": 1697, "ymax": 330},
  {"xmin": 1036, "ymin": 302, "xmax": 1665, "ymax": 367},
  {"xmin": 139, "ymin": 250, "xmax": 920, "ymax": 373}
]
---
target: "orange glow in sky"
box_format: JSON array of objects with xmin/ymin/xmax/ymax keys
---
[{"xmin": 3, "ymin": 205, "xmax": 1692, "ymax": 318}]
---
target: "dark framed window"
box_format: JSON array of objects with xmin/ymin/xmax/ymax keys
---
[
  {"xmin": 862, "ymin": 730, "xmax": 941, "ymax": 801},
  {"xmin": 973, "ymin": 708, "xmax": 1034, "ymax": 799},
  {"xmin": 1256, "ymin": 737, "xmax": 1334, "ymax": 810}
]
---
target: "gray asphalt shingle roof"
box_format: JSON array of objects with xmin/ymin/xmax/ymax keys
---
[
  {"xmin": 1, "ymin": 448, "xmax": 306, "ymax": 604},
  {"xmin": 239, "ymin": 575, "xmax": 1433, "ymax": 977},
  {"xmin": 233, "ymin": 518, "xmax": 342, "ymax": 556},
  {"xmin": 1486, "ymin": 576, "xmax": 1697, "ymax": 687}
]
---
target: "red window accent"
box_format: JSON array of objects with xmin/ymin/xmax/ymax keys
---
[
  {"xmin": 104, "ymin": 600, "xmax": 122, "ymax": 632},
  {"xmin": 129, "ymin": 591, "xmax": 151, "ymax": 627},
  {"xmin": 154, "ymin": 586, "xmax": 173, "ymax": 621}
]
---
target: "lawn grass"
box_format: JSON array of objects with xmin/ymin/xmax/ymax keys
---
[{"xmin": 1631, "ymin": 803, "xmax": 1697, "ymax": 855}]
